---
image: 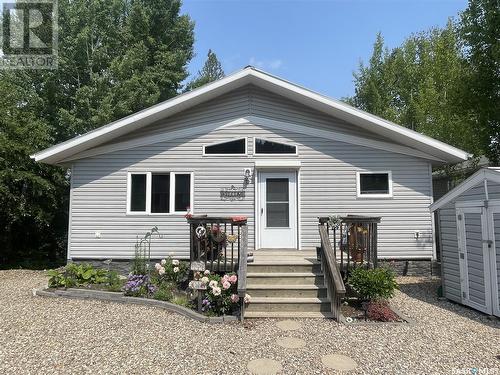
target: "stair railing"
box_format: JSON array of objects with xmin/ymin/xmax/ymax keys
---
[
  {"xmin": 318, "ymin": 224, "xmax": 346, "ymax": 320},
  {"xmin": 237, "ymin": 225, "xmax": 248, "ymax": 321}
]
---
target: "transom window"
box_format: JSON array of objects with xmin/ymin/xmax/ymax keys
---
[
  {"xmin": 128, "ymin": 172, "xmax": 192, "ymax": 214},
  {"xmin": 204, "ymin": 138, "xmax": 246, "ymax": 155},
  {"xmin": 357, "ymin": 171, "xmax": 392, "ymax": 197},
  {"xmin": 255, "ymin": 138, "xmax": 297, "ymax": 154}
]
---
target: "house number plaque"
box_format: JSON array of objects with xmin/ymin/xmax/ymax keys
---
[{"xmin": 220, "ymin": 185, "xmax": 245, "ymax": 201}]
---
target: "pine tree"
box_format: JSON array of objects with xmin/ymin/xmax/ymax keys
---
[{"xmin": 186, "ymin": 49, "xmax": 225, "ymax": 91}]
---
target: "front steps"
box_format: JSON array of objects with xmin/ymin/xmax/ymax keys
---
[{"xmin": 245, "ymin": 250, "xmax": 332, "ymax": 318}]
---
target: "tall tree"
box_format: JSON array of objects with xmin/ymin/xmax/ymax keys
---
[
  {"xmin": 459, "ymin": 0, "xmax": 500, "ymax": 163},
  {"xmin": 347, "ymin": 22, "xmax": 481, "ymax": 156},
  {"xmin": 0, "ymin": 0, "xmax": 195, "ymax": 267},
  {"xmin": 186, "ymin": 49, "xmax": 225, "ymax": 91}
]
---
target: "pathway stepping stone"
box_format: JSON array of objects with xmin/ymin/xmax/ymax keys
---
[
  {"xmin": 321, "ymin": 354, "xmax": 358, "ymax": 371},
  {"xmin": 247, "ymin": 358, "xmax": 282, "ymax": 375},
  {"xmin": 276, "ymin": 337, "xmax": 306, "ymax": 349},
  {"xmin": 276, "ymin": 320, "xmax": 301, "ymax": 331}
]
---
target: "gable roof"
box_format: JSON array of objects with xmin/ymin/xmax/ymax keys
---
[
  {"xmin": 32, "ymin": 66, "xmax": 470, "ymax": 165},
  {"xmin": 430, "ymin": 168, "xmax": 500, "ymax": 211}
]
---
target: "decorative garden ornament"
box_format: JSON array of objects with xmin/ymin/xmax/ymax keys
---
[
  {"xmin": 226, "ymin": 234, "xmax": 238, "ymax": 243},
  {"xmin": 195, "ymin": 225, "xmax": 206, "ymax": 239}
]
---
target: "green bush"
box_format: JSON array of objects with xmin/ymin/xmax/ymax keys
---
[
  {"xmin": 153, "ymin": 283, "xmax": 175, "ymax": 301},
  {"xmin": 348, "ymin": 266, "xmax": 399, "ymax": 300},
  {"xmin": 47, "ymin": 263, "xmax": 114, "ymax": 288}
]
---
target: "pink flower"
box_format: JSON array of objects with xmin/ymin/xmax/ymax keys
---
[
  {"xmin": 222, "ymin": 274, "xmax": 230, "ymax": 283},
  {"xmin": 222, "ymin": 281, "xmax": 231, "ymax": 290},
  {"xmin": 229, "ymin": 274, "xmax": 237, "ymax": 284},
  {"xmin": 244, "ymin": 294, "xmax": 251, "ymax": 304},
  {"xmin": 231, "ymin": 294, "xmax": 239, "ymax": 303}
]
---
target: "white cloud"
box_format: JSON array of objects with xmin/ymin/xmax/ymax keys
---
[{"xmin": 249, "ymin": 57, "xmax": 283, "ymax": 70}]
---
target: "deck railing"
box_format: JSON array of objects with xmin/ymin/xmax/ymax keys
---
[
  {"xmin": 318, "ymin": 215, "xmax": 380, "ymax": 281},
  {"xmin": 318, "ymin": 224, "xmax": 346, "ymax": 320},
  {"xmin": 187, "ymin": 216, "xmax": 247, "ymax": 273}
]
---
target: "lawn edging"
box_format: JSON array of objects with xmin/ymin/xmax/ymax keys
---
[{"xmin": 34, "ymin": 288, "xmax": 239, "ymax": 324}]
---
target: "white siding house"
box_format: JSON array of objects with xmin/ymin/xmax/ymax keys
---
[{"xmin": 33, "ymin": 67, "xmax": 469, "ymax": 263}]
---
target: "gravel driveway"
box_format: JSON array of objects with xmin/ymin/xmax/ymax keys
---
[{"xmin": 0, "ymin": 270, "xmax": 498, "ymax": 374}]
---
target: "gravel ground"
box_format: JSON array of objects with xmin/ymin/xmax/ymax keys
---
[{"xmin": 0, "ymin": 270, "xmax": 498, "ymax": 375}]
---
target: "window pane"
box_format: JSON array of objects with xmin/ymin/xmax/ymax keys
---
[
  {"xmin": 255, "ymin": 139, "xmax": 296, "ymax": 154},
  {"xmin": 205, "ymin": 139, "xmax": 245, "ymax": 154},
  {"xmin": 130, "ymin": 174, "xmax": 146, "ymax": 212},
  {"xmin": 266, "ymin": 178, "xmax": 289, "ymax": 202},
  {"xmin": 267, "ymin": 203, "xmax": 289, "ymax": 227},
  {"xmin": 175, "ymin": 174, "xmax": 191, "ymax": 212},
  {"xmin": 360, "ymin": 173, "xmax": 389, "ymax": 194},
  {"xmin": 151, "ymin": 174, "xmax": 170, "ymax": 213}
]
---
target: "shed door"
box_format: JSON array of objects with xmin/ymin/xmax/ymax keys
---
[
  {"xmin": 456, "ymin": 207, "xmax": 493, "ymax": 314},
  {"xmin": 486, "ymin": 205, "xmax": 500, "ymax": 317}
]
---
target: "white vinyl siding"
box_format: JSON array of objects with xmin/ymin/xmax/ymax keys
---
[{"xmin": 68, "ymin": 86, "xmax": 434, "ymax": 260}]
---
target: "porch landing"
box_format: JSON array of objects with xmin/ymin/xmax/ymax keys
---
[{"xmin": 245, "ymin": 249, "xmax": 333, "ymax": 318}]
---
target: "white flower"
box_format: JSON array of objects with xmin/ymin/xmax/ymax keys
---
[
  {"xmin": 222, "ymin": 281, "xmax": 231, "ymax": 290},
  {"xmin": 212, "ymin": 287, "xmax": 221, "ymax": 296},
  {"xmin": 172, "ymin": 259, "xmax": 180, "ymax": 266},
  {"xmin": 154, "ymin": 263, "xmax": 161, "ymax": 271},
  {"xmin": 201, "ymin": 276, "xmax": 209, "ymax": 284},
  {"xmin": 173, "ymin": 267, "xmax": 179, "ymax": 273},
  {"xmin": 244, "ymin": 294, "xmax": 251, "ymax": 303},
  {"xmin": 158, "ymin": 267, "xmax": 165, "ymax": 275},
  {"xmin": 204, "ymin": 270, "xmax": 210, "ymax": 275},
  {"xmin": 160, "ymin": 259, "xmax": 167, "ymax": 266},
  {"xmin": 209, "ymin": 280, "xmax": 218, "ymax": 289}
]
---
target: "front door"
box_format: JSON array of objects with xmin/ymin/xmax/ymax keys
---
[{"xmin": 257, "ymin": 171, "xmax": 297, "ymax": 249}]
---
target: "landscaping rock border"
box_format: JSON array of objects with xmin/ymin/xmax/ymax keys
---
[{"xmin": 35, "ymin": 288, "xmax": 239, "ymax": 324}]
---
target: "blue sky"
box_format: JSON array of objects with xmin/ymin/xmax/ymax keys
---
[{"xmin": 182, "ymin": 0, "xmax": 468, "ymax": 99}]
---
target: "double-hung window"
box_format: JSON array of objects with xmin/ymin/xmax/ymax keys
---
[{"xmin": 128, "ymin": 172, "xmax": 192, "ymax": 214}]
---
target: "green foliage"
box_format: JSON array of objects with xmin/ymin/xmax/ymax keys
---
[
  {"xmin": 347, "ymin": 24, "xmax": 481, "ymax": 157},
  {"xmin": 185, "ymin": 49, "xmax": 225, "ymax": 91},
  {"xmin": 153, "ymin": 283, "xmax": 175, "ymax": 301},
  {"xmin": 1, "ymin": 0, "xmax": 194, "ymax": 268},
  {"xmin": 47, "ymin": 263, "xmax": 113, "ymax": 288},
  {"xmin": 152, "ymin": 257, "xmax": 189, "ymax": 286},
  {"xmin": 348, "ymin": 266, "xmax": 399, "ymax": 300},
  {"xmin": 191, "ymin": 271, "xmax": 239, "ymax": 316},
  {"xmin": 459, "ymin": 0, "xmax": 500, "ymax": 163},
  {"xmin": 171, "ymin": 294, "xmax": 190, "ymax": 307},
  {"xmin": 131, "ymin": 246, "xmax": 148, "ymax": 275}
]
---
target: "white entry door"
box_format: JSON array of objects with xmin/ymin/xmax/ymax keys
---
[{"xmin": 258, "ymin": 171, "xmax": 297, "ymax": 249}]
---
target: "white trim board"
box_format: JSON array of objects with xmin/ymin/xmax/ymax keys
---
[
  {"xmin": 60, "ymin": 116, "xmax": 446, "ymax": 163},
  {"xmin": 32, "ymin": 66, "xmax": 470, "ymax": 165}
]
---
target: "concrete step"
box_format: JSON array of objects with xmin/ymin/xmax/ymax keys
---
[
  {"xmin": 246, "ymin": 297, "xmax": 331, "ymax": 313},
  {"xmin": 247, "ymin": 284, "xmax": 327, "ymax": 298},
  {"xmin": 246, "ymin": 272, "xmax": 324, "ymax": 286},
  {"xmin": 247, "ymin": 260, "xmax": 321, "ymax": 273},
  {"xmin": 244, "ymin": 311, "xmax": 334, "ymax": 319}
]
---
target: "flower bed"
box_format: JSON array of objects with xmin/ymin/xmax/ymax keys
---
[
  {"xmin": 47, "ymin": 257, "xmax": 247, "ymax": 318},
  {"xmin": 342, "ymin": 266, "xmax": 404, "ymax": 323}
]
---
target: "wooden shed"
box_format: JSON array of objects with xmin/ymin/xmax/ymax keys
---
[{"xmin": 431, "ymin": 168, "xmax": 500, "ymax": 317}]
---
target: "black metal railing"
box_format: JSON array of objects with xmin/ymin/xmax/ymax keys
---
[
  {"xmin": 188, "ymin": 216, "xmax": 248, "ymax": 273},
  {"xmin": 318, "ymin": 215, "xmax": 380, "ymax": 281}
]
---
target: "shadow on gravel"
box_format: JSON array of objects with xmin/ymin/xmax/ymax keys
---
[{"xmin": 398, "ymin": 278, "xmax": 500, "ymax": 329}]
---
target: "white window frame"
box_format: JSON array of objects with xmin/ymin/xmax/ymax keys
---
[
  {"xmin": 127, "ymin": 171, "xmax": 194, "ymax": 215},
  {"xmin": 356, "ymin": 171, "xmax": 393, "ymax": 198},
  {"xmin": 202, "ymin": 138, "xmax": 248, "ymax": 156},
  {"xmin": 253, "ymin": 137, "xmax": 298, "ymax": 156}
]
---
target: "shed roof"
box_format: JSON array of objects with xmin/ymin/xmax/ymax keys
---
[
  {"xmin": 430, "ymin": 168, "xmax": 500, "ymax": 211},
  {"xmin": 32, "ymin": 66, "xmax": 470, "ymax": 165}
]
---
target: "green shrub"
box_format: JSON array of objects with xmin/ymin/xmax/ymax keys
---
[
  {"xmin": 153, "ymin": 283, "xmax": 175, "ymax": 301},
  {"xmin": 47, "ymin": 263, "xmax": 115, "ymax": 288},
  {"xmin": 348, "ymin": 266, "xmax": 399, "ymax": 300},
  {"xmin": 172, "ymin": 295, "xmax": 190, "ymax": 307}
]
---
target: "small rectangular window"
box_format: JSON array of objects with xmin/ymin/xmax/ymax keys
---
[
  {"xmin": 358, "ymin": 172, "xmax": 391, "ymax": 196},
  {"xmin": 151, "ymin": 174, "xmax": 170, "ymax": 213},
  {"xmin": 130, "ymin": 174, "xmax": 147, "ymax": 212},
  {"xmin": 175, "ymin": 174, "xmax": 191, "ymax": 212}
]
